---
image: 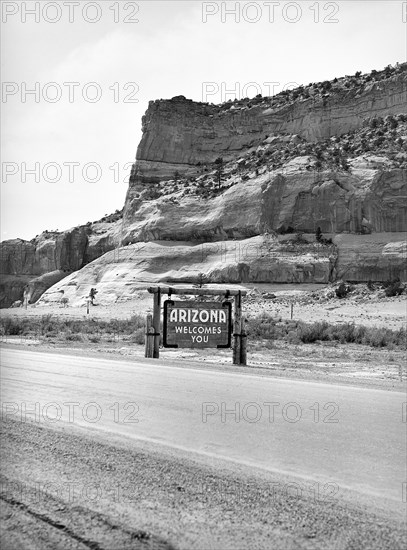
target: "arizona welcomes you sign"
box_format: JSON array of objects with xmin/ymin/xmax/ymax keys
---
[{"xmin": 163, "ymin": 300, "xmax": 232, "ymax": 348}]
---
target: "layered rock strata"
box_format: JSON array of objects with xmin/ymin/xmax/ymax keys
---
[{"xmin": 1, "ymin": 66, "xmax": 406, "ymax": 307}]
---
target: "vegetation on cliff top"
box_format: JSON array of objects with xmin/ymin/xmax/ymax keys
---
[
  {"xmin": 135, "ymin": 113, "xmax": 407, "ymax": 204},
  {"xmin": 161, "ymin": 63, "xmax": 406, "ymax": 114},
  {"xmin": 214, "ymin": 62, "xmax": 406, "ymax": 112}
]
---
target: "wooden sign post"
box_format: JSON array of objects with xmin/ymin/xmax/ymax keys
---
[
  {"xmin": 233, "ymin": 291, "xmax": 242, "ymax": 365},
  {"xmin": 145, "ymin": 286, "xmax": 247, "ymax": 365},
  {"xmin": 240, "ymin": 315, "xmax": 247, "ymax": 366},
  {"xmin": 145, "ymin": 313, "xmax": 154, "ymax": 358},
  {"xmin": 152, "ymin": 287, "xmax": 161, "ymax": 358}
]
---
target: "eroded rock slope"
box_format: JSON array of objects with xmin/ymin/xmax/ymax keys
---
[{"xmin": 2, "ymin": 64, "xmax": 407, "ymax": 306}]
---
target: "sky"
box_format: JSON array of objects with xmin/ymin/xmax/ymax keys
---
[{"xmin": 1, "ymin": 0, "xmax": 406, "ymax": 241}]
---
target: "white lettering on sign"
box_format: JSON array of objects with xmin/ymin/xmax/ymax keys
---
[
  {"xmin": 192, "ymin": 335, "xmax": 208, "ymax": 343},
  {"xmin": 169, "ymin": 309, "xmax": 227, "ymax": 324},
  {"xmin": 174, "ymin": 326, "xmax": 222, "ymax": 334},
  {"xmin": 164, "ymin": 300, "xmax": 231, "ymax": 349}
]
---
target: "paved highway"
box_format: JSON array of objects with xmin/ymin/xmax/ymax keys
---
[{"xmin": 1, "ymin": 348, "xmax": 405, "ymax": 505}]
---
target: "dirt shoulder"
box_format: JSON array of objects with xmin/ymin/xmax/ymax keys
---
[
  {"xmin": 1, "ymin": 417, "xmax": 406, "ymax": 550},
  {"xmin": 1, "ymin": 338, "xmax": 406, "ymax": 392}
]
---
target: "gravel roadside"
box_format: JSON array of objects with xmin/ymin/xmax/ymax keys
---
[
  {"xmin": 1, "ymin": 418, "xmax": 406, "ymax": 550},
  {"xmin": 1, "ymin": 340, "xmax": 405, "ymax": 392}
]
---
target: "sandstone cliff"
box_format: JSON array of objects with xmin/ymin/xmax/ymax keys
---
[
  {"xmin": 126, "ymin": 65, "xmax": 406, "ymax": 188},
  {"xmin": 37, "ymin": 233, "xmax": 406, "ymax": 308},
  {"xmin": 0, "ymin": 220, "xmax": 122, "ymax": 307},
  {"xmin": 122, "ymin": 158, "xmax": 407, "ymax": 244},
  {"xmin": 123, "ymin": 64, "xmax": 407, "ymax": 242},
  {"xmin": 1, "ymin": 64, "xmax": 406, "ymax": 307}
]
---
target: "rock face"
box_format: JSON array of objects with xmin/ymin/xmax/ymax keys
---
[
  {"xmin": 37, "ymin": 236, "xmax": 336, "ymax": 307},
  {"xmin": 1, "ymin": 228, "xmax": 87, "ymax": 277},
  {"xmin": 122, "ymin": 160, "xmax": 407, "ymax": 243},
  {"xmin": 0, "ymin": 275, "xmax": 33, "ymax": 309},
  {"xmin": 0, "ymin": 222, "xmax": 121, "ymax": 307},
  {"xmin": 2, "ymin": 65, "xmax": 407, "ymax": 307},
  {"xmin": 126, "ymin": 71, "xmax": 406, "ymax": 189},
  {"xmin": 334, "ymin": 234, "xmax": 407, "ymax": 282},
  {"xmin": 123, "ymin": 66, "xmax": 407, "ymax": 243},
  {"xmin": 37, "ymin": 232, "xmax": 406, "ymax": 307},
  {"xmin": 24, "ymin": 271, "xmax": 68, "ymax": 304}
]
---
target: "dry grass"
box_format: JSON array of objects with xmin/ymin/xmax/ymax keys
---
[
  {"xmin": 1, "ymin": 312, "xmax": 405, "ymax": 351},
  {"xmin": 0, "ymin": 314, "xmax": 146, "ymax": 345},
  {"xmin": 246, "ymin": 315, "xmax": 406, "ymax": 349}
]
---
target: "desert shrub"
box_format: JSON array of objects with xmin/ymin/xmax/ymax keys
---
[
  {"xmin": 64, "ymin": 331, "xmax": 83, "ymax": 342},
  {"xmin": 61, "ymin": 318, "xmax": 83, "ymax": 333},
  {"xmin": 367, "ymin": 280, "xmax": 375, "ymax": 291},
  {"xmin": 296, "ymin": 321, "xmax": 406, "ymax": 348},
  {"xmin": 286, "ymin": 232, "xmax": 308, "ymax": 245},
  {"xmin": 0, "ymin": 316, "xmax": 24, "ymax": 335},
  {"xmin": 129, "ymin": 327, "xmax": 145, "ymax": 345},
  {"xmin": 297, "ymin": 321, "xmax": 330, "ymax": 343},
  {"xmin": 370, "ymin": 116, "xmax": 383, "ymax": 129},
  {"xmin": 114, "ymin": 315, "xmax": 145, "ymax": 334},
  {"xmin": 139, "ymin": 187, "xmax": 161, "ymax": 201},
  {"xmin": 245, "ymin": 313, "xmax": 406, "ymax": 349},
  {"xmin": 247, "ymin": 314, "xmax": 276, "ymax": 340},
  {"xmin": 384, "ymin": 279, "xmax": 404, "ymax": 297},
  {"xmin": 0, "ymin": 316, "xmax": 49, "ymax": 336},
  {"xmin": 361, "ymin": 327, "xmax": 406, "ymax": 348},
  {"xmin": 315, "ymin": 228, "xmax": 333, "ymax": 245},
  {"xmin": 329, "ymin": 323, "xmax": 358, "ymax": 344},
  {"xmin": 82, "ymin": 315, "xmax": 145, "ymax": 336},
  {"xmin": 277, "ymin": 225, "xmax": 295, "ymax": 235},
  {"xmin": 335, "ymin": 282, "xmax": 351, "ymax": 299},
  {"xmin": 0, "ymin": 313, "xmax": 147, "ymax": 342},
  {"xmin": 352, "ymin": 325, "xmax": 367, "ymax": 343},
  {"xmin": 40, "ymin": 315, "xmax": 54, "ymax": 335}
]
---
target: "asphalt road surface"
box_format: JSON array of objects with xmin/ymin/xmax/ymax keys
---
[
  {"xmin": 1, "ymin": 347, "xmax": 405, "ymax": 502},
  {"xmin": 1, "ymin": 347, "xmax": 406, "ymax": 549}
]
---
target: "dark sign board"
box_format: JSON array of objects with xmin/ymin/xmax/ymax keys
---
[{"xmin": 163, "ymin": 300, "xmax": 232, "ymax": 349}]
